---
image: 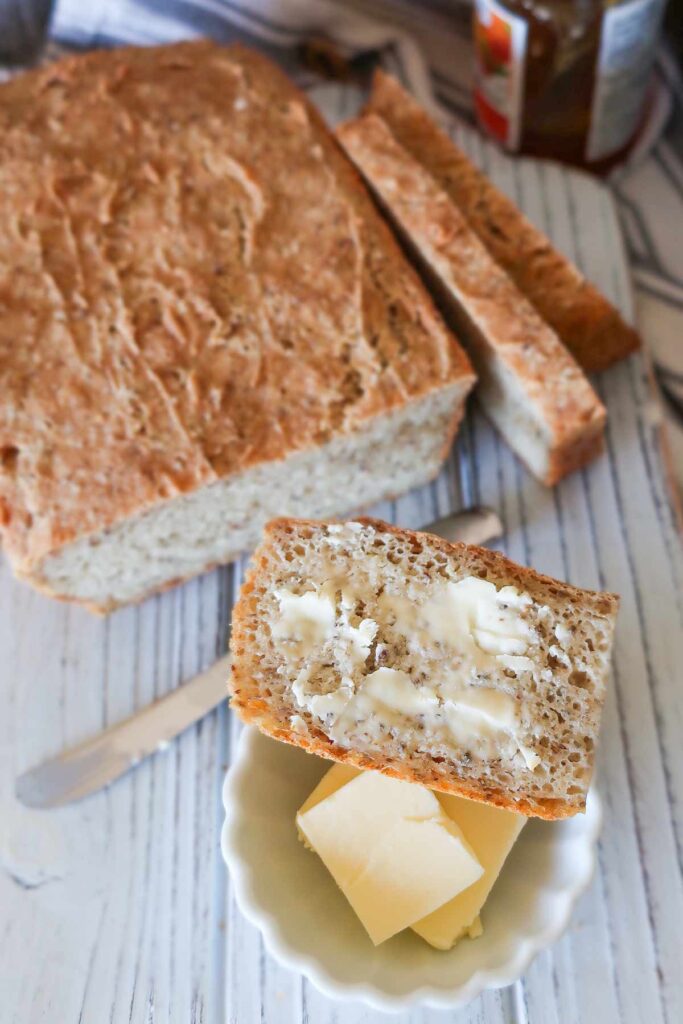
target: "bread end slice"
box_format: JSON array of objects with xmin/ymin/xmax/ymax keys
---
[
  {"xmin": 229, "ymin": 517, "xmax": 618, "ymax": 819},
  {"xmin": 337, "ymin": 113, "xmax": 606, "ymax": 486},
  {"xmin": 366, "ymin": 70, "xmax": 640, "ymax": 374}
]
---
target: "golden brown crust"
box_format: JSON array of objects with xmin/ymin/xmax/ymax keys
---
[
  {"xmin": 337, "ymin": 113, "xmax": 606, "ymax": 485},
  {"xmin": 544, "ymin": 428, "xmax": 606, "ymax": 486},
  {"xmin": 229, "ymin": 515, "xmax": 619, "ymax": 819},
  {"xmin": 367, "ymin": 71, "xmax": 640, "ymax": 374},
  {"xmin": 233, "ymin": 710, "xmax": 576, "ymax": 820},
  {"xmin": 0, "ymin": 42, "xmax": 473, "ymax": 579}
]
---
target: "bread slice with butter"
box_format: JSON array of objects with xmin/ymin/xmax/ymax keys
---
[{"xmin": 229, "ymin": 517, "xmax": 619, "ymax": 820}]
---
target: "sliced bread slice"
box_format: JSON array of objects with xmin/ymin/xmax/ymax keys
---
[
  {"xmin": 229, "ymin": 517, "xmax": 619, "ymax": 820},
  {"xmin": 337, "ymin": 113, "xmax": 606, "ymax": 485},
  {"xmin": 366, "ymin": 71, "xmax": 640, "ymax": 373}
]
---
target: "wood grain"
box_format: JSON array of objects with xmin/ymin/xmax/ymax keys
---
[{"xmin": 1, "ymin": 79, "xmax": 682, "ymax": 1024}]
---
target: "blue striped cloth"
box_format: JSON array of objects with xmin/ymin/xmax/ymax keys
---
[
  {"xmin": 47, "ymin": 0, "xmax": 677, "ymax": 172},
  {"xmin": 49, "ymin": 0, "xmax": 472, "ymax": 116}
]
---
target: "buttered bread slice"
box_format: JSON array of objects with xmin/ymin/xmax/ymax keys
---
[{"xmin": 229, "ymin": 517, "xmax": 619, "ymax": 820}]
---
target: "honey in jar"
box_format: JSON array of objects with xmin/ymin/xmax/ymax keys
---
[{"xmin": 473, "ymin": 0, "xmax": 667, "ymax": 172}]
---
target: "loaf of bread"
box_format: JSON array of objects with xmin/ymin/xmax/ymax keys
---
[
  {"xmin": 338, "ymin": 114, "xmax": 606, "ymax": 485},
  {"xmin": 0, "ymin": 42, "xmax": 475, "ymax": 612},
  {"xmin": 366, "ymin": 71, "xmax": 640, "ymax": 373},
  {"xmin": 229, "ymin": 517, "xmax": 619, "ymax": 819}
]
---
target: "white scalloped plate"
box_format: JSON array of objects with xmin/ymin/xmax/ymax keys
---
[{"xmin": 222, "ymin": 727, "xmax": 602, "ymax": 1012}]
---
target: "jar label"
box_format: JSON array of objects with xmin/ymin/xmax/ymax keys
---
[
  {"xmin": 473, "ymin": 0, "xmax": 528, "ymax": 151},
  {"xmin": 586, "ymin": 0, "xmax": 665, "ymax": 162}
]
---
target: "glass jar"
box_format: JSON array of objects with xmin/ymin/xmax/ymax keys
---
[{"xmin": 472, "ymin": 0, "xmax": 667, "ymax": 172}]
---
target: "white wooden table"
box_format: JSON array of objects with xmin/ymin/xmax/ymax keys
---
[{"xmin": 2, "ymin": 85, "xmax": 682, "ymax": 1024}]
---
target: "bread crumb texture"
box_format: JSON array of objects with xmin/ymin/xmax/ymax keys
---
[{"xmin": 230, "ymin": 517, "xmax": 619, "ymax": 819}]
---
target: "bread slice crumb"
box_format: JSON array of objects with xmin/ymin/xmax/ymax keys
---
[{"xmin": 229, "ymin": 517, "xmax": 619, "ymax": 820}]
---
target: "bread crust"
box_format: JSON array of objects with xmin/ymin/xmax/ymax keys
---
[
  {"xmin": 233, "ymin": 711, "xmax": 574, "ymax": 819},
  {"xmin": 229, "ymin": 515, "xmax": 619, "ymax": 819},
  {"xmin": 366, "ymin": 71, "xmax": 640, "ymax": 373},
  {"xmin": 337, "ymin": 113, "xmax": 606, "ymax": 485},
  {"xmin": 0, "ymin": 42, "xmax": 473, "ymax": 599},
  {"xmin": 544, "ymin": 428, "xmax": 605, "ymax": 486}
]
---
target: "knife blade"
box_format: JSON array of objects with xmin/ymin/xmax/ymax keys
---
[{"xmin": 16, "ymin": 506, "xmax": 502, "ymax": 808}]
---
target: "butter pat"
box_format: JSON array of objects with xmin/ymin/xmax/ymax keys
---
[
  {"xmin": 273, "ymin": 586, "xmax": 335, "ymax": 653},
  {"xmin": 412, "ymin": 795, "xmax": 526, "ymax": 949},
  {"xmin": 298, "ymin": 763, "xmax": 360, "ymax": 817},
  {"xmin": 297, "ymin": 768, "xmax": 483, "ymax": 945},
  {"xmin": 299, "ymin": 764, "xmax": 526, "ymax": 950}
]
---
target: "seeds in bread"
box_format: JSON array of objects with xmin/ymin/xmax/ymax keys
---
[
  {"xmin": 229, "ymin": 517, "xmax": 619, "ymax": 820},
  {"xmin": 366, "ymin": 71, "xmax": 640, "ymax": 374},
  {"xmin": 0, "ymin": 42, "xmax": 474, "ymax": 611},
  {"xmin": 337, "ymin": 113, "xmax": 606, "ymax": 485}
]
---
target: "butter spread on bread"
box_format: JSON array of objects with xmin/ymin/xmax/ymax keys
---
[{"xmin": 230, "ymin": 517, "xmax": 619, "ymax": 819}]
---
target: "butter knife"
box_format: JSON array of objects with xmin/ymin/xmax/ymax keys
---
[{"xmin": 16, "ymin": 506, "xmax": 502, "ymax": 809}]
